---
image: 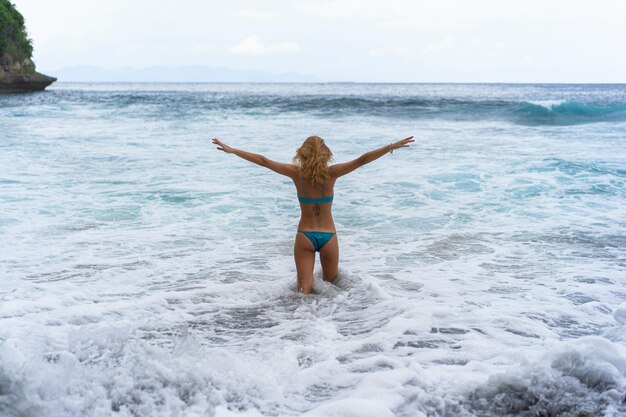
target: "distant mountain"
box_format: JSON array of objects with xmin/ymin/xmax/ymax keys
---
[{"xmin": 47, "ymin": 65, "xmax": 320, "ymax": 82}]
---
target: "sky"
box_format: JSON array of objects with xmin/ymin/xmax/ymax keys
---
[{"xmin": 13, "ymin": 0, "xmax": 626, "ymax": 82}]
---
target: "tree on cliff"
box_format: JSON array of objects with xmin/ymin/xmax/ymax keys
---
[{"xmin": 0, "ymin": 0, "xmax": 33, "ymax": 60}]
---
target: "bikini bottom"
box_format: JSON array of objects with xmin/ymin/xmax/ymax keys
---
[{"xmin": 298, "ymin": 230, "xmax": 336, "ymax": 252}]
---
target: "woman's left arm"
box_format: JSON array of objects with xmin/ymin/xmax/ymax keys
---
[{"xmin": 212, "ymin": 138, "xmax": 296, "ymax": 178}]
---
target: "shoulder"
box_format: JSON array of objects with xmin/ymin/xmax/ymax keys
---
[
  {"xmin": 328, "ymin": 159, "xmax": 363, "ymax": 179},
  {"xmin": 328, "ymin": 164, "xmax": 338, "ymax": 176}
]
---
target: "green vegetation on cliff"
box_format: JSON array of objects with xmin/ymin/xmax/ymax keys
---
[{"xmin": 0, "ymin": 0, "xmax": 33, "ymax": 60}]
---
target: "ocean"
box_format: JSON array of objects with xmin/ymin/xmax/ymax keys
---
[{"xmin": 1, "ymin": 82, "xmax": 625, "ymax": 417}]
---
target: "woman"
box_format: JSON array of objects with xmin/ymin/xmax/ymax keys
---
[{"xmin": 212, "ymin": 135, "xmax": 414, "ymax": 294}]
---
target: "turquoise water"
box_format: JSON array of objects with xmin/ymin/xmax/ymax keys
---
[{"xmin": 1, "ymin": 83, "xmax": 626, "ymax": 417}]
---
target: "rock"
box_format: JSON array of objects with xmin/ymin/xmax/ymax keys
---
[
  {"xmin": 0, "ymin": 53, "xmax": 56, "ymax": 93},
  {"xmin": 0, "ymin": 75, "xmax": 56, "ymax": 93}
]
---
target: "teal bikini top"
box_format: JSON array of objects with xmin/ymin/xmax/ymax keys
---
[{"xmin": 298, "ymin": 176, "xmax": 334, "ymax": 204}]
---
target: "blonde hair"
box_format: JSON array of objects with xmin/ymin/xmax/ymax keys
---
[{"xmin": 293, "ymin": 135, "xmax": 333, "ymax": 184}]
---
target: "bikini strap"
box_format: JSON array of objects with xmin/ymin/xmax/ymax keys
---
[{"xmin": 300, "ymin": 175, "xmax": 307, "ymax": 198}]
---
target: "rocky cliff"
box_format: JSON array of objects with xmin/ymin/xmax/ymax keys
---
[
  {"xmin": 0, "ymin": 54, "xmax": 55, "ymax": 92},
  {"xmin": 0, "ymin": 0, "xmax": 55, "ymax": 93}
]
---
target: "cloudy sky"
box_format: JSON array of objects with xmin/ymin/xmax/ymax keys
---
[{"xmin": 13, "ymin": 0, "xmax": 626, "ymax": 82}]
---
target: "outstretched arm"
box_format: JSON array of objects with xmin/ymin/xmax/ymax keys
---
[
  {"xmin": 329, "ymin": 136, "xmax": 414, "ymax": 178},
  {"xmin": 212, "ymin": 138, "xmax": 297, "ymax": 178}
]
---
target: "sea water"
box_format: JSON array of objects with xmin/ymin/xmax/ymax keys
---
[{"xmin": 1, "ymin": 83, "xmax": 625, "ymax": 417}]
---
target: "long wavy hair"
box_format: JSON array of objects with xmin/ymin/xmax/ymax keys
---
[{"xmin": 293, "ymin": 135, "xmax": 333, "ymax": 184}]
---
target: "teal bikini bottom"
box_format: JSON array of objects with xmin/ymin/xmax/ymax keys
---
[{"xmin": 298, "ymin": 231, "xmax": 336, "ymax": 252}]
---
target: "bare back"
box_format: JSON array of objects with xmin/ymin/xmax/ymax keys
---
[{"xmin": 293, "ymin": 171, "xmax": 337, "ymax": 232}]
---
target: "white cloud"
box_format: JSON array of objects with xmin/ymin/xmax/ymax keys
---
[{"xmin": 228, "ymin": 35, "xmax": 301, "ymax": 55}]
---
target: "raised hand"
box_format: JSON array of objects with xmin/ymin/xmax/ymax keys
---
[
  {"xmin": 391, "ymin": 136, "xmax": 415, "ymax": 151},
  {"xmin": 212, "ymin": 138, "xmax": 234, "ymax": 154}
]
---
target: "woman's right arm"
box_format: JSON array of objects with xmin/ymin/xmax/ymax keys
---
[
  {"xmin": 329, "ymin": 136, "xmax": 414, "ymax": 178},
  {"xmin": 212, "ymin": 138, "xmax": 297, "ymax": 178}
]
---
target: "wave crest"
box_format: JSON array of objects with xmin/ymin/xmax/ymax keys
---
[{"xmin": 515, "ymin": 101, "xmax": 626, "ymax": 125}]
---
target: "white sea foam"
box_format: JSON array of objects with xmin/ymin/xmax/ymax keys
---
[
  {"xmin": 614, "ymin": 303, "xmax": 626, "ymax": 325},
  {"xmin": 527, "ymin": 99, "xmax": 567, "ymax": 108}
]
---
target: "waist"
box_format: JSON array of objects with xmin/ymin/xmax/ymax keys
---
[
  {"xmin": 298, "ymin": 215, "xmax": 335, "ymax": 232},
  {"xmin": 297, "ymin": 195, "xmax": 334, "ymax": 204}
]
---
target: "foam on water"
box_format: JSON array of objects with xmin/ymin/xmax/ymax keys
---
[{"xmin": 1, "ymin": 83, "xmax": 626, "ymax": 416}]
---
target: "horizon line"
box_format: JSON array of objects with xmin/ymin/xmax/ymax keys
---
[{"xmin": 48, "ymin": 80, "xmax": 626, "ymax": 85}]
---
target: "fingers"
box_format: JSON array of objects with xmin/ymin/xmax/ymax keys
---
[
  {"xmin": 212, "ymin": 138, "xmax": 224, "ymax": 151},
  {"xmin": 391, "ymin": 135, "xmax": 415, "ymax": 150},
  {"xmin": 212, "ymin": 138, "xmax": 227, "ymax": 151},
  {"xmin": 394, "ymin": 138, "xmax": 415, "ymax": 147},
  {"xmin": 399, "ymin": 136, "xmax": 415, "ymax": 146}
]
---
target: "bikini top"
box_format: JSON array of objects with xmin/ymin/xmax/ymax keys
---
[{"xmin": 298, "ymin": 176, "xmax": 334, "ymax": 204}]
